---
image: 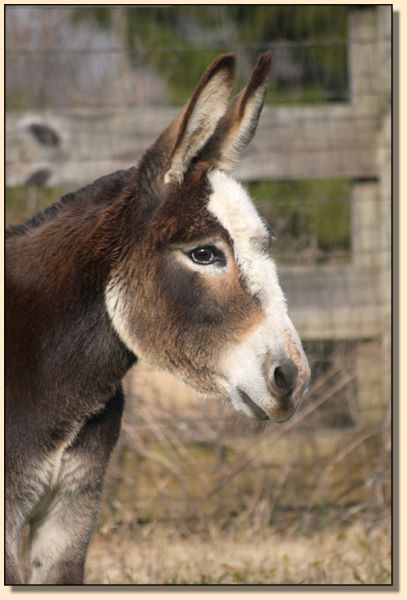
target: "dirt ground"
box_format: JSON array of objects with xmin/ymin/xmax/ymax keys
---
[{"xmin": 85, "ymin": 516, "xmax": 391, "ymax": 585}]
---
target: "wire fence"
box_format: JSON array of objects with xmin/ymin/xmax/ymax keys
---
[
  {"xmin": 5, "ymin": 6, "xmax": 391, "ymax": 110},
  {"xmin": 5, "ymin": 5, "xmax": 391, "ymax": 527}
]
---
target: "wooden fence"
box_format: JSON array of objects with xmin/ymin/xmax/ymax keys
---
[{"xmin": 6, "ymin": 6, "xmax": 391, "ymax": 512}]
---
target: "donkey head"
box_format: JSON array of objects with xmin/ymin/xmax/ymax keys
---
[{"xmin": 106, "ymin": 53, "xmax": 310, "ymax": 422}]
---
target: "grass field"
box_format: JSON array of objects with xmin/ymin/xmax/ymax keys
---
[{"xmin": 85, "ymin": 514, "xmax": 391, "ymax": 585}]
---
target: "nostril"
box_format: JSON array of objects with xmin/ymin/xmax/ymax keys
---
[
  {"xmin": 273, "ymin": 360, "xmax": 298, "ymax": 397},
  {"xmin": 274, "ymin": 367, "xmax": 288, "ymax": 391}
]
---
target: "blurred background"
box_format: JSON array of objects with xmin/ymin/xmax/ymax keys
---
[{"xmin": 5, "ymin": 5, "xmax": 392, "ymax": 585}]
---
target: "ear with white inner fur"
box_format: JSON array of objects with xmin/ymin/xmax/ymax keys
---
[
  {"xmin": 161, "ymin": 54, "xmax": 236, "ymax": 185},
  {"xmin": 198, "ymin": 52, "xmax": 272, "ymax": 172}
]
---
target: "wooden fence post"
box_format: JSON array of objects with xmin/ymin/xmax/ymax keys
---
[
  {"xmin": 376, "ymin": 7, "xmax": 392, "ymax": 428},
  {"xmin": 348, "ymin": 6, "xmax": 391, "ymax": 429},
  {"xmin": 348, "ymin": 6, "xmax": 378, "ymax": 108}
]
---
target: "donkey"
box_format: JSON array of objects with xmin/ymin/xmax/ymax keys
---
[{"xmin": 5, "ymin": 52, "xmax": 310, "ymax": 585}]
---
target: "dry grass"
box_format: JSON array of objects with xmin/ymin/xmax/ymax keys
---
[
  {"xmin": 85, "ymin": 517, "xmax": 391, "ymax": 585},
  {"xmin": 85, "ymin": 357, "xmax": 391, "ymax": 586}
]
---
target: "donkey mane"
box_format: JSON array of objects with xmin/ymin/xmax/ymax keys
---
[{"xmin": 6, "ymin": 168, "xmax": 138, "ymax": 239}]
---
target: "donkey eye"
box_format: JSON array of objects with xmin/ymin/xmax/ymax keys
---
[{"xmin": 188, "ymin": 246, "xmax": 225, "ymax": 266}]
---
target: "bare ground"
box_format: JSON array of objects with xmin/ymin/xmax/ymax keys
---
[{"xmin": 85, "ymin": 516, "xmax": 391, "ymax": 585}]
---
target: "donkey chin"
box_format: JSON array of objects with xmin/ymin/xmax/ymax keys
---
[{"xmin": 230, "ymin": 383, "xmax": 308, "ymax": 424}]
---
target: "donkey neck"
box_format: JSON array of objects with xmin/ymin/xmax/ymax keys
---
[{"xmin": 6, "ymin": 169, "xmax": 142, "ymax": 413}]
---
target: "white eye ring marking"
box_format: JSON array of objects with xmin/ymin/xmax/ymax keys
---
[{"xmin": 171, "ymin": 238, "xmax": 230, "ymax": 275}]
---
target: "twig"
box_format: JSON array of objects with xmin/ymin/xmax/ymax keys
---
[
  {"xmin": 308, "ymin": 425, "xmax": 388, "ymax": 510},
  {"xmin": 206, "ymin": 372, "xmax": 356, "ymax": 498}
]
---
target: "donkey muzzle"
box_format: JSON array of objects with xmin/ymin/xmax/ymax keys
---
[{"xmin": 239, "ymin": 355, "xmax": 310, "ymax": 423}]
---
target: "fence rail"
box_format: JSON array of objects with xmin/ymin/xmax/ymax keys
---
[{"xmin": 6, "ymin": 103, "xmax": 381, "ymax": 187}]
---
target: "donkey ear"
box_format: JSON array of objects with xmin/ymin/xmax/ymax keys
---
[
  {"xmin": 199, "ymin": 52, "xmax": 272, "ymax": 172},
  {"xmin": 142, "ymin": 53, "xmax": 235, "ymax": 189}
]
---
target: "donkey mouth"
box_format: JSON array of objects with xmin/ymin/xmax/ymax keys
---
[
  {"xmin": 237, "ymin": 388, "xmax": 270, "ymax": 420},
  {"xmin": 236, "ymin": 388, "xmax": 301, "ymax": 423}
]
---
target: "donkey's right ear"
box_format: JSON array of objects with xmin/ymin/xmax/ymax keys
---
[{"xmin": 138, "ymin": 54, "xmax": 236, "ymax": 194}]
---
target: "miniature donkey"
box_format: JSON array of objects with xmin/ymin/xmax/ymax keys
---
[{"xmin": 6, "ymin": 53, "xmax": 310, "ymax": 584}]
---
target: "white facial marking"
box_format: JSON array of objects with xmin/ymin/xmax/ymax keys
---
[
  {"xmin": 207, "ymin": 169, "xmax": 309, "ymax": 419},
  {"xmin": 207, "ymin": 169, "xmax": 285, "ymax": 313}
]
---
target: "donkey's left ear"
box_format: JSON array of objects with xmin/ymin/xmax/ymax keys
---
[
  {"xmin": 137, "ymin": 54, "xmax": 236, "ymax": 202},
  {"xmin": 138, "ymin": 53, "xmax": 235, "ymax": 191},
  {"xmin": 163, "ymin": 54, "xmax": 236, "ymax": 184},
  {"xmin": 199, "ymin": 52, "xmax": 272, "ymax": 172}
]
